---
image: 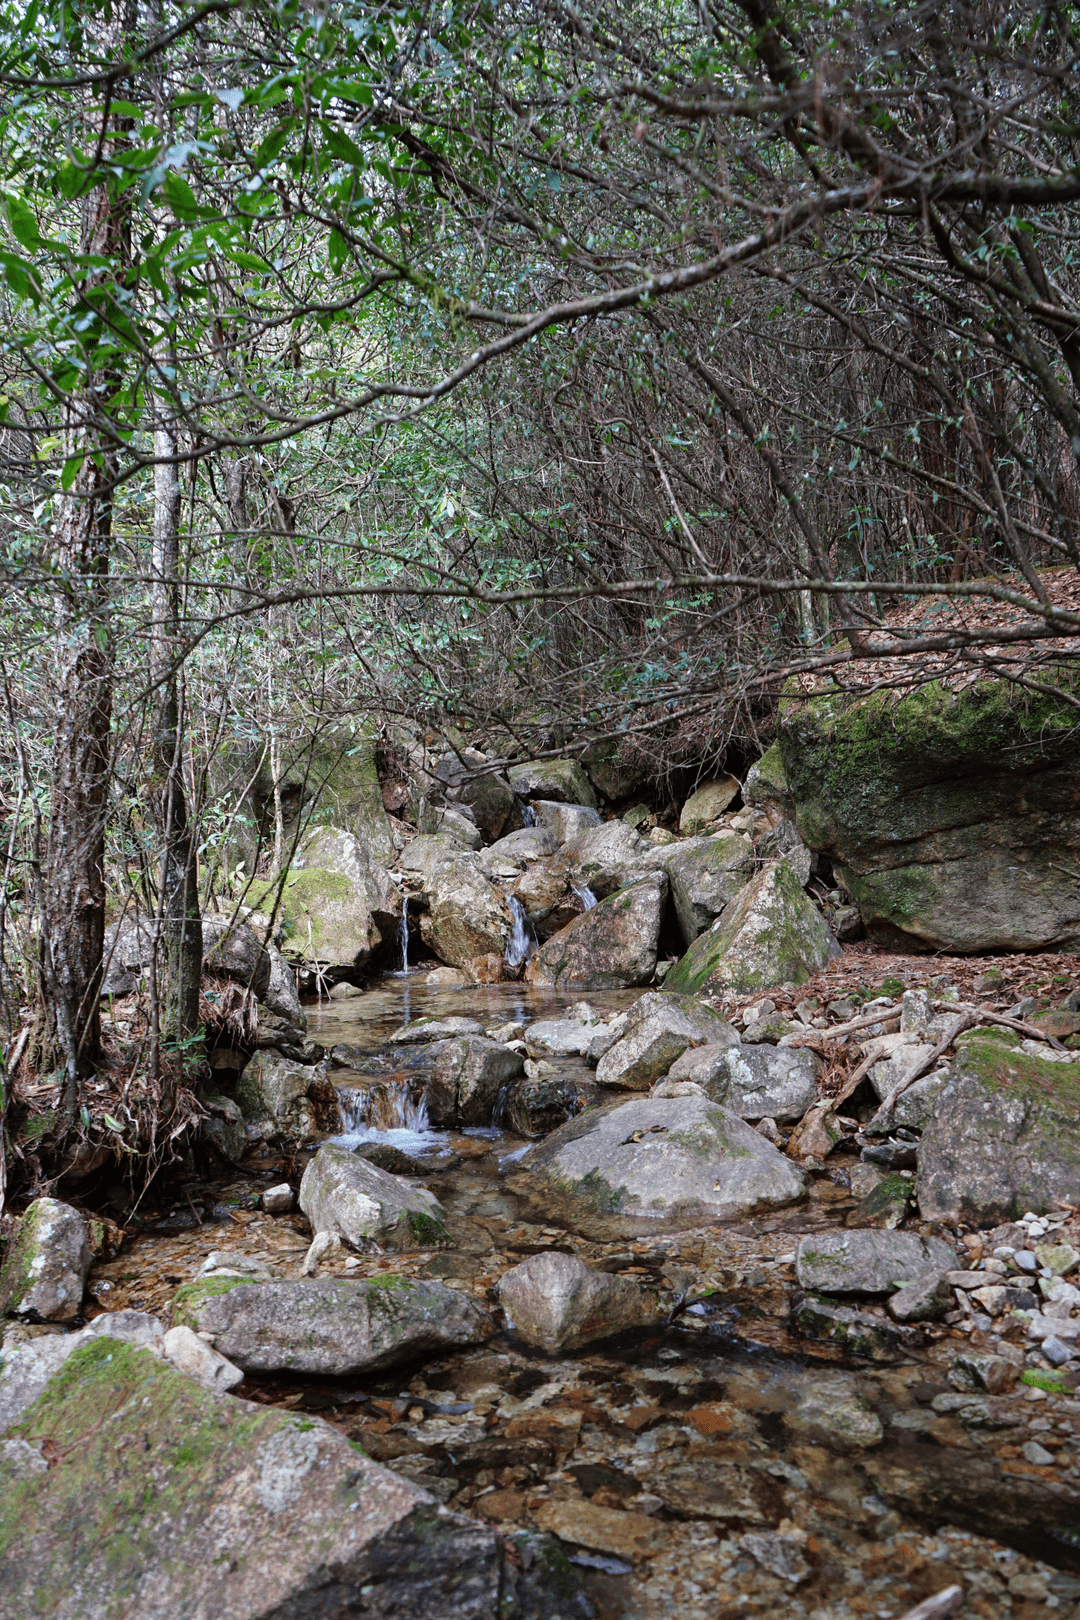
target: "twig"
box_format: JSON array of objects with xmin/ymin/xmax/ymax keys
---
[
  {"xmin": 883, "ymin": 1013, "xmax": 976, "ymax": 1119},
  {"xmin": 897, "ymin": 1585, "xmax": 964, "ymax": 1620}
]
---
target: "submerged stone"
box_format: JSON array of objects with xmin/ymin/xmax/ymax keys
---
[{"xmin": 498, "ymin": 1252, "xmax": 662, "ymax": 1352}]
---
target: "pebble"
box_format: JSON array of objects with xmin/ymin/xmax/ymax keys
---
[
  {"xmin": 1015, "ymin": 1250, "xmax": 1038, "ymax": 1273},
  {"xmin": 1022, "ymin": 1439, "xmax": 1056, "ymax": 1466},
  {"xmin": 1042, "ymin": 1336, "xmax": 1074, "ymax": 1367}
]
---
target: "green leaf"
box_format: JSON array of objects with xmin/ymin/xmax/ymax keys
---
[
  {"xmin": 327, "ymin": 228, "xmax": 350, "ymax": 271},
  {"xmin": 0, "ymin": 250, "xmax": 38, "ymax": 303},
  {"xmin": 162, "ymin": 172, "xmax": 199, "ymax": 218},
  {"xmin": 324, "ymin": 124, "xmax": 366, "ymax": 167},
  {"xmin": 7, "ymin": 197, "xmax": 41, "ymax": 250},
  {"xmin": 103, "ymin": 1113, "xmax": 125, "ymax": 1132},
  {"xmin": 254, "ymin": 125, "xmax": 291, "ymax": 169},
  {"xmin": 227, "ymin": 248, "xmax": 271, "ymax": 273},
  {"xmin": 60, "ymin": 454, "xmax": 85, "ymax": 491}
]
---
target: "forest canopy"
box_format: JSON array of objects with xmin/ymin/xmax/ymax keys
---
[{"xmin": 0, "ymin": 0, "xmax": 1079, "ymax": 1177}]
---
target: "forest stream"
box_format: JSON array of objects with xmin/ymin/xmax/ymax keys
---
[{"xmin": 76, "ymin": 973, "xmax": 1080, "ymax": 1620}]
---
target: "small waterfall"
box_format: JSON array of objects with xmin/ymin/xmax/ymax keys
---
[
  {"xmin": 505, "ymin": 896, "xmax": 536, "ymax": 968},
  {"xmin": 491, "ymin": 1084, "xmax": 511, "ymax": 1127},
  {"xmin": 337, "ymin": 1086, "xmax": 370, "ymax": 1134},
  {"xmin": 573, "ymin": 883, "xmax": 598, "ymax": 911},
  {"xmin": 398, "ymin": 895, "xmax": 409, "ymax": 971},
  {"xmin": 519, "ymin": 800, "xmax": 537, "ymax": 827}
]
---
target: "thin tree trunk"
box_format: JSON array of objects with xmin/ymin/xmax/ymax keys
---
[{"xmin": 150, "ymin": 408, "xmax": 202, "ymax": 1101}]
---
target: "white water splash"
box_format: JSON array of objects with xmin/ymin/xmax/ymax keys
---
[
  {"xmin": 573, "ymin": 883, "xmax": 598, "ymax": 910},
  {"xmin": 329, "ymin": 1081, "xmax": 442, "ymax": 1155},
  {"xmin": 505, "ymin": 895, "xmax": 536, "ymax": 967},
  {"xmin": 398, "ymin": 894, "xmax": 409, "ymax": 971}
]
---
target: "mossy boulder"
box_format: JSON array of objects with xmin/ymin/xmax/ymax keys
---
[
  {"xmin": 644, "ymin": 832, "xmax": 754, "ymax": 944},
  {"xmin": 172, "ymin": 1276, "xmax": 494, "ymax": 1375},
  {"xmin": 917, "ymin": 1033, "xmax": 1080, "ymax": 1223},
  {"xmin": 677, "ymin": 776, "xmax": 740, "ymax": 834},
  {"xmin": 282, "ymin": 824, "xmax": 401, "ymax": 971},
  {"xmin": 0, "ymin": 1199, "xmax": 90, "ymax": 1323},
  {"xmin": 525, "ymin": 873, "xmax": 666, "ymax": 990},
  {"xmin": 778, "ymin": 677, "xmax": 1080, "ymax": 952},
  {"xmin": 234, "ymin": 1050, "xmax": 325, "ymax": 1142},
  {"xmin": 517, "ymin": 1094, "xmax": 807, "ymax": 1237},
  {"xmin": 0, "ymin": 1334, "xmax": 502, "ymax": 1619},
  {"xmin": 743, "ymin": 741, "xmax": 796, "ymax": 821},
  {"xmin": 299, "ymin": 1143, "xmax": 449, "ymax": 1250},
  {"xmin": 663, "ymin": 860, "xmax": 839, "ymax": 996}
]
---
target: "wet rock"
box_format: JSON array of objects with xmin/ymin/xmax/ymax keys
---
[
  {"xmin": 416, "ymin": 854, "xmax": 511, "ymax": 967},
  {"xmin": 692, "ymin": 1044, "xmax": 821, "ymax": 1122},
  {"xmin": 300, "ymin": 1143, "xmax": 449, "ymax": 1249},
  {"xmin": 392, "ymin": 1016, "xmax": 486, "ymax": 1044},
  {"xmin": 508, "ymin": 759, "xmax": 597, "ymax": 808},
  {"xmin": 650, "ymin": 1457, "xmax": 778, "ymax": 1524},
  {"xmin": 519, "ymin": 1094, "xmax": 807, "ymax": 1235},
  {"xmin": 531, "ymin": 1499, "xmax": 664, "ymax": 1561},
  {"xmin": 530, "ymin": 801, "xmax": 601, "ymax": 843},
  {"xmin": 464, "ymin": 953, "xmax": 509, "ymax": 984},
  {"xmin": 507, "ymin": 1076, "xmax": 583, "ymax": 1138},
  {"xmin": 161, "ymin": 1324, "xmax": 244, "ymax": 1392},
  {"xmin": 551, "ymin": 820, "xmax": 649, "ymax": 897},
  {"xmin": 261, "ymin": 1183, "xmax": 294, "ymax": 1214},
  {"xmin": 0, "ymin": 1199, "xmax": 91, "ymax": 1323},
  {"xmin": 417, "ymin": 800, "xmax": 484, "ymax": 848},
  {"xmin": 783, "ymin": 1377, "xmax": 884, "ymax": 1450},
  {"xmin": 525, "ymin": 874, "xmax": 666, "ymax": 990},
  {"xmin": 524, "ymin": 1005, "xmax": 604, "ymax": 1057},
  {"xmin": 263, "ymin": 940, "xmax": 305, "ymax": 1028},
  {"xmin": 172, "ymin": 1276, "xmax": 494, "ymax": 1374},
  {"xmin": 0, "ymin": 1331, "xmax": 503, "ymax": 1619},
  {"xmin": 497, "ymin": 1252, "xmax": 662, "ymax": 1351},
  {"xmin": 595, "ymin": 998, "xmax": 738, "ymax": 1091},
  {"xmin": 886, "ymin": 1271, "xmax": 953, "ymax": 1322},
  {"xmin": 948, "ymin": 1350, "xmax": 1018, "ymax": 1394},
  {"xmin": 643, "ymin": 832, "xmax": 754, "ymax": 943},
  {"xmin": 428, "ymin": 1037, "xmax": 525, "ymax": 1126},
  {"xmin": 795, "ymin": 1230, "xmax": 957, "ymax": 1294},
  {"xmin": 789, "ymin": 1294, "xmax": 913, "ymax": 1357},
  {"xmin": 663, "ymin": 861, "xmax": 839, "ymax": 996},
  {"xmin": 917, "ymin": 1032, "xmax": 1080, "ymax": 1224},
  {"xmin": 856, "ymin": 1173, "xmax": 914, "ymax": 1230},
  {"xmin": 740, "ymin": 1531, "xmax": 811, "ymax": 1585},
  {"xmin": 678, "ymin": 776, "xmax": 740, "ymax": 834},
  {"xmin": 235, "ymin": 1050, "xmax": 326, "ymax": 1141}
]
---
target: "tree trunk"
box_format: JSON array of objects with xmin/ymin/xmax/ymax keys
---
[{"xmin": 150, "ymin": 409, "xmax": 202, "ymax": 1096}]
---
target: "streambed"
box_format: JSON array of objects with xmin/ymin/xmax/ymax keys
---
[{"xmin": 86, "ymin": 975, "xmax": 1080, "ymax": 1619}]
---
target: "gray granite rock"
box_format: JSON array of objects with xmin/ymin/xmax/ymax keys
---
[
  {"xmin": 693, "ymin": 1044, "xmax": 821, "ymax": 1122},
  {"xmin": 498, "ymin": 1252, "xmax": 662, "ymax": 1352},
  {"xmin": 299, "ymin": 1144, "xmax": 448, "ymax": 1250},
  {"xmin": 794, "ymin": 1230, "xmax": 958, "ymax": 1295},
  {"xmin": 0, "ymin": 1200, "xmax": 91, "ymax": 1323}
]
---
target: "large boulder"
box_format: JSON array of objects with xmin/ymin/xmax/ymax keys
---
[
  {"xmin": 0, "ymin": 1199, "xmax": 90, "ymax": 1322},
  {"xmin": 794, "ymin": 1229, "xmax": 958, "ymax": 1294},
  {"xmin": 530, "ymin": 801, "xmax": 602, "ymax": 843},
  {"xmin": 416, "ymin": 856, "xmax": 511, "ymax": 967},
  {"xmin": 0, "ymin": 1331, "xmax": 502, "ymax": 1620},
  {"xmin": 518, "ymin": 1095, "xmax": 807, "ymax": 1235},
  {"xmin": 171, "ymin": 1276, "xmax": 494, "ymax": 1375},
  {"xmin": 552, "ymin": 820, "xmax": 648, "ymax": 897},
  {"xmin": 498, "ymin": 1252, "xmax": 662, "ymax": 1352},
  {"xmin": 644, "ymin": 832, "xmax": 755, "ymax": 943},
  {"xmin": 299, "ymin": 1144, "xmax": 449, "ymax": 1249},
  {"xmin": 427, "ymin": 1037, "xmax": 525, "ymax": 1125},
  {"xmin": 690, "ymin": 1044, "xmax": 822, "ymax": 1122},
  {"xmin": 525, "ymin": 873, "xmax": 666, "ymax": 990},
  {"xmin": 778, "ymin": 678, "xmax": 1080, "ymax": 952},
  {"xmin": 280, "ymin": 824, "xmax": 402, "ymax": 972},
  {"xmin": 508, "ymin": 759, "xmax": 597, "ymax": 808},
  {"xmin": 487, "ymin": 826, "xmax": 558, "ymax": 861},
  {"xmin": 417, "ymin": 800, "xmax": 483, "ymax": 850},
  {"xmin": 595, "ymin": 994, "xmax": 739, "ymax": 1090},
  {"xmin": 917, "ymin": 1032, "xmax": 1080, "ymax": 1223},
  {"xmin": 678, "ymin": 776, "xmax": 740, "ymax": 834},
  {"xmin": 201, "ymin": 914, "xmax": 271, "ymax": 999},
  {"xmin": 434, "ymin": 748, "xmax": 517, "ymax": 840},
  {"xmin": 743, "ymin": 741, "xmax": 796, "ymax": 822},
  {"xmin": 663, "ymin": 861, "xmax": 839, "ymax": 995},
  {"xmin": 235, "ymin": 1050, "xmax": 326, "ymax": 1141}
]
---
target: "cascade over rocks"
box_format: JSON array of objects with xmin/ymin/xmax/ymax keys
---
[
  {"xmin": 171, "ymin": 1276, "xmax": 495, "ymax": 1374},
  {"xmin": 664, "ymin": 860, "xmax": 839, "ymax": 995},
  {"xmin": 0, "ymin": 1199, "xmax": 90, "ymax": 1323},
  {"xmin": 411, "ymin": 851, "xmax": 512, "ymax": 967},
  {"xmin": 778, "ymin": 678, "xmax": 1080, "ymax": 952},
  {"xmin": 917, "ymin": 1031, "xmax": 1080, "ymax": 1223},
  {"xmin": 300, "ymin": 1143, "xmax": 449, "ymax": 1249},
  {"xmin": 0, "ymin": 1333, "xmax": 503, "ymax": 1620},
  {"xmin": 525, "ymin": 873, "xmax": 666, "ymax": 989},
  {"xmin": 551, "ymin": 819, "xmax": 649, "ymax": 897},
  {"xmin": 517, "ymin": 1094, "xmax": 807, "ymax": 1235}
]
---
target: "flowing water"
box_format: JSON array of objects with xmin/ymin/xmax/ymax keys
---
[
  {"xmin": 505, "ymin": 896, "xmax": 537, "ymax": 968},
  {"xmin": 86, "ymin": 974, "xmax": 1080, "ymax": 1618}
]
